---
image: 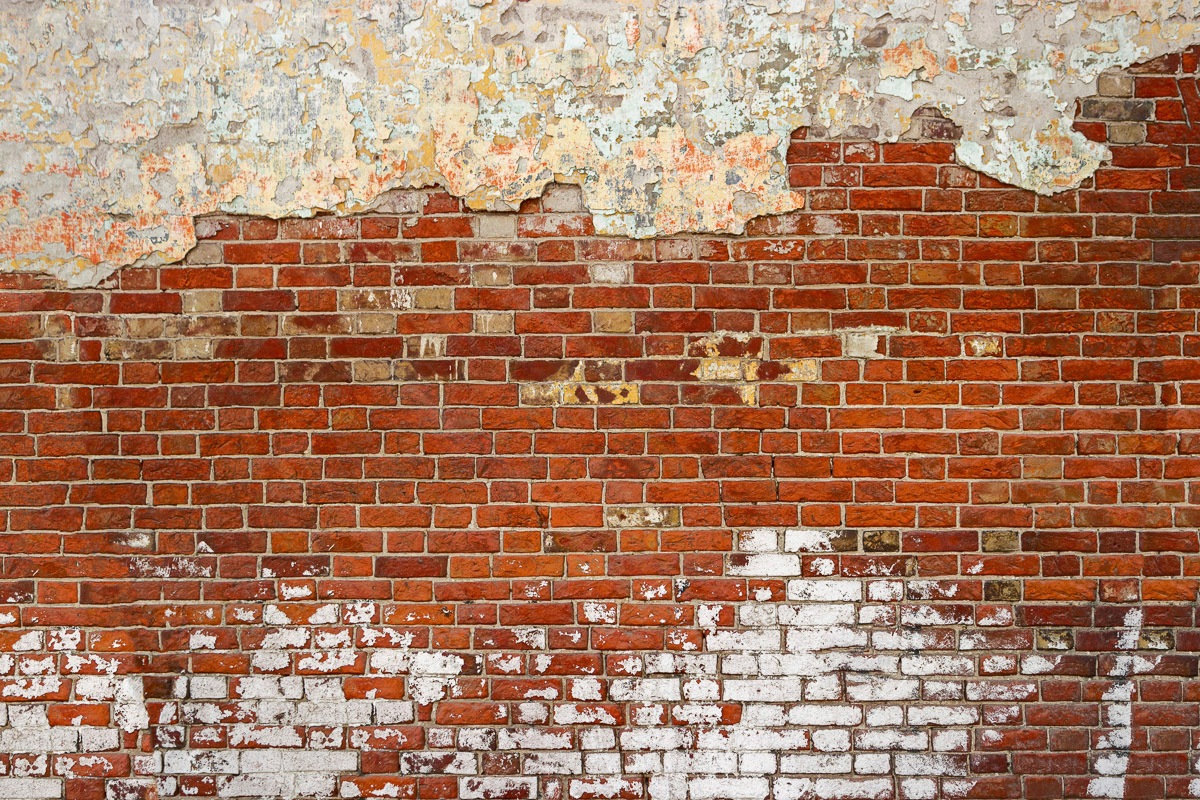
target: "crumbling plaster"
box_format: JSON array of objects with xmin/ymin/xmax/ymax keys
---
[{"xmin": 1, "ymin": 0, "xmax": 1198, "ymax": 286}]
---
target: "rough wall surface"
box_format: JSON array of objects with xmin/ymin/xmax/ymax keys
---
[
  {"xmin": 0, "ymin": 49, "xmax": 1199, "ymax": 800},
  {"xmin": 4, "ymin": 0, "xmax": 1200, "ymax": 284}
]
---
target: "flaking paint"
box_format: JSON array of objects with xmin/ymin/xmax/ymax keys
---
[{"xmin": 1, "ymin": 0, "xmax": 1199, "ymax": 285}]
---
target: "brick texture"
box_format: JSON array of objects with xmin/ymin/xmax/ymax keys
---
[{"xmin": 0, "ymin": 56, "xmax": 1198, "ymax": 800}]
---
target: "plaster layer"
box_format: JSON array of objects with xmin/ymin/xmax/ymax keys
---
[{"xmin": 2, "ymin": 0, "xmax": 1199, "ymax": 285}]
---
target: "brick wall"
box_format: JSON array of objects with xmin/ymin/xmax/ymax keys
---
[{"xmin": 0, "ymin": 53, "xmax": 1198, "ymax": 800}]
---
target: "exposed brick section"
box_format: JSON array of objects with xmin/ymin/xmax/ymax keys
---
[{"xmin": 0, "ymin": 58, "xmax": 1198, "ymax": 800}]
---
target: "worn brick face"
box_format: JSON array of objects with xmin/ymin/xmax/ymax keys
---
[{"xmin": 0, "ymin": 63, "xmax": 1198, "ymax": 800}]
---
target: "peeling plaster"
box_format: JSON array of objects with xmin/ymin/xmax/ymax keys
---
[{"xmin": 1, "ymin": 0, "xmax": 1199, "ymax": 284}]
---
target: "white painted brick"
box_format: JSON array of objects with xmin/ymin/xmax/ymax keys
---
[
  {"xmin": 583, "ymin": 752, "xmax": 621, "ymax": 774},
  {"xmin": 568, "ymin": 677, "xmax": 602, "ymax": 702},
  {"xmin": 845, "ymin": 676, "xmax": 919, "ymax": 702},
  {"xmin": 610, "ymin": 678, "xmax": 681, "ymax": 702},
  {"xmin": 499, "ymin": 729, "xmax": 572, "ymax": 750},
  {"xmin": 831, "ymin": 654, "xmax": 899, "ymax": 673},
  {"xmin": 894, "ymin": 754, "xmax": 968, "ymax": 776},
  {"xmin": 461, "ymin": 777, "xmax": 537, "ymax": 800},
  {"xmin": 813, "ymin": 778, "xmax": 892, "ymax": 799},
  {"xmin": 903, "ymin": 580, "xmax": 955, "ymax": 600},
  {"xmin": 229, "ymin": 724, "xmax": 304, "ymax": 748},
  {"xmin": 0, "ymin": 778, "xmax": 60, "ymax": 798},
  {"xmin": 189, "ymin": 676, "xmax": 227, "ymax": 699},
  {"xmin": 724, "ymin": 729, "xmax": 810, "ymax": 751},
  {"xmin": 162, "ymin": 750, "xmax": 238, "ymax": 775},
  {"xmin": 788, "ymin": 705, "xmax": 861, "ymax": 726},
  {"xmin": 631, "ymin": 704, "xmax": 664, "ymax": 725},
  {"xmin": 738, "ymin": 604, "xmax": 778, "ymax": 627},
  {"xmin": 515, "ymin": 703, "xmax": 548, "ymax": 724},
  {"xmin": 374, "ymin": 700, "xmax": 416, "ymax": 724},
  {"xmin": 854, "ymin": 730, "xmax": 927, "ymax": 750},
  {"xmin": 295, "ymin": 773, "xmax": 338, "ymax": 797},
  {"xmin": 775, "ymin": 778, "xmax": 815, "ymax": 800},
  {"xmin": 705, "ymin": 630, "xmax": 780, "ymax": 652},
  {"xmin": 738, "ymin": 752, "xmax": 777, "ymax": 774},
  {"xmin": 908, "ymin": 706, "xmax": 977, "ymax": 725},
  {"xmin": 235, "ymin": 676, "xmax": 303, "ymax": 699},
  {"xmin": 866, "ymin": 580, "xmax": 904, "ymax": 602},
  {"xmin": 581, "ymin": 729, "xmax": 616, "ymax": 750},
  {"xmin": 854, "ymin": 754, "xmax": 891, "ymax": 774},
  {"xmin": 79, "ymin": 727, "xmax": 120, "ymax": 751},
  {"xmin": 570, "ymin": 779, "xmax": 643, "ymax": 800},
  {"xmin": 981, "ymin": 704, "xmax": 1022, "ymax": 726},
  {"xmin": 738, "ymin": 529, "xmax": 779, "ymax": 552},
  {"xmin": 958, "ymin": 631, "xmax": 995, "ymax": 650},
  {"xmin": 757, "ymin": 652, "xmax": 828, "ymax": 676},
  {"xmin": 811, "ymin": 730, "xmax": 851, "ymax": 754},
  {"xmin": 275, "ymin": 699, "xmax": 371, "ymax": 726},
  {"xmin": 54, "ymin": 569, "xmax": 1060, "ymax": 800},
  {"xmin": 777, "ymin": 604, "xmax": 855, "ymax": 627},
  {"xmin": 786, "ymin": 626, "xmax": 867, "ymax": 651},
  {"xmin": 933, "ymin": 730, "xmax": 970, "ymax": 752},
  {"xmin": 966, "ymin": 681, "xmax": 1037, "ymax": 701},
  {"xmin": 524, "ymin": 753, "xmax": 583, "ymax": 774},
  {"xmin": 857, "ymin": 605, "xmax": 895, "ymax": 625},
  {"xmin": 665, "ymin": 750, "xmax": 737, "ymax": 774},
  {"xmin": 871, "ymin": 630, "xmax": 944, "ymax": 650},
  {"xmin": 0, "ymin": 726, "xmax": 76, "ymax": 754},
  {"xmin": 241, "ymin": 749, "xmax": 357, "ymax": 773},
  {"xmin": 900, "ymin": 655, "xmax": 974, "ymax": 676},
  {"xmin": 729, "ymin": 554, "xmax": 802, "ymax": 577},
  {"xmin": 722, "ymin": 680, "xmax": 805, "ymax": 703},
  {"xmin": 721, "ymin": 654, "xmax": 761, "ymax": 674},
  {"xmin": 178, "ymin": 702, "xmax": 221, "ymax": 725},
  {"xmin": 687, "ymin": 776, "xmax": 768, "ymax": 800},
  {"xmin": 805, "ymin": 674, "xmax": 843, "ymax": 700},
  {"xmin": 683, "ymin": 678, "xmax": 720, "ymax": 701},
  {"xmin": 624, "ymin": 752, "xmax": 661, "ymax": 773},
  {"xmin": 620, "ymin": 728, "xmax": 692, "ymax": 751},
  {"xmin": 783, "ymin": 529, "xmax": 838, "ymax": 552},
  {"xmin": 410, "ymin": 651, "xmax": 467, "ymax": 676},
  {"xmin": 458, "ymin": 728, "xmax": 497, "ymax": 751},
  {"xmin": 219, "ymin": 774, "xmax": 294, "ymax": 798},
  {"xmin": 901, "ymin": 605, "xmax": 972, "ymax": 626},
  {"xmin": 700, "ymin": 606, "xmax": 722, "ymax": 633},
  {"xmin": 899, "ymin": 778, "xmax": 938, "ymax": 799},
  {"xmin": 742, "ymin": 704, "xmax": 787, "ymax": 726},
  {"xmin": 645, "ymin": 654, "xmax": 717, "ymax": 675},
  {"xmin": 809, "ymin": 557, "xmax": 836, "ymax": 576},
  {"xmin": 74, "ymin": 678, "xmax": 117, "ymax": 703},
  {"xmin": 786, "ymin": 580, "xmax": 861, "ymax": 602},
  {"xmin": 779, "ymin": 753, "xmax": 852, "ymax": 774}
]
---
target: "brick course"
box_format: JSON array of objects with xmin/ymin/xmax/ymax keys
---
[{"xmin": 0, "ymin": 55, "xmax": 1198, "ymax": 800}]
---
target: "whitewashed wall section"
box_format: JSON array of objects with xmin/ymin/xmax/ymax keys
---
[{"xmin": 0, "ymin": 529, "xmax": 1169, "ymax": 799}]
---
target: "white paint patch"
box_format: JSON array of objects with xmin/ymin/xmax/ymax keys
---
[
  {"xmin": 0, "ymin": 544, "xmax": 1157, "ymax": 798},
  {"xmin": 1086, "ymin": 608, "xmax": 1143, "ymax": 799}
]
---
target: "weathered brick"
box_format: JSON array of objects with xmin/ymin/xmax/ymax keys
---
[{"xmin": 0, "ymin": 91, "xmax": 1198, "ymax": 799}]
